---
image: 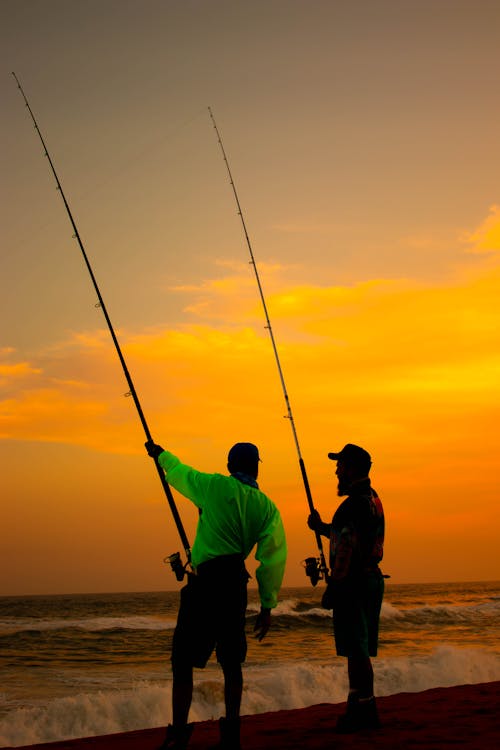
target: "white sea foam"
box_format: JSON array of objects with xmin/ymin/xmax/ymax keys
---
[
  {"xmin": 1, "ymin": 645, "xmax": 499, "ymax": 747},
  {"xmin": 269, "ymin": 598, "xmax": 331, "ymax": 619},
  {"xmin": 0, "ymin": 683, "xmax": 170, "ymax": 748},
  {"xmin": 255, "ymin": 596, "xmax": 500, "ymax": 625},
  {"xmin": 0, "ymin": 615, "xmax": 176, "ymax": 634}
]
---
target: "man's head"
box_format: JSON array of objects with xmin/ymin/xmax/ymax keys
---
[
  {"xmin": 328, "ymin": 443, "xmax": 372, "ymax": 496},
  {"xmin": 227, "ymin": 442, "xmax": 261, "ymax": 479}
]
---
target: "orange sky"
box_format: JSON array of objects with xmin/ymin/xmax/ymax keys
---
[{"xmin": 1, "ymin": 1, "xmax": 500, "ymax": 595}]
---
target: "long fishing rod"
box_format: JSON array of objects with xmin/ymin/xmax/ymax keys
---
[
  {"xmin": 12, "ymin": 72, "xmax": 191, "ymax": 580},
  {"xmin": 208, "ymin": 107, "xmax": 329, "ymax": 585}
]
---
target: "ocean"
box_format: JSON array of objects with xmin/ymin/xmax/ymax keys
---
[{"xmin": 1, "ymin": 580, "xmax": 499, "ymax": 748}]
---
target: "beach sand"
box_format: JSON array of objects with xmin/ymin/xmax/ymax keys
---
[{"xmin": 6, "ymin": 681, "xmax": 499, "ymax": 750}]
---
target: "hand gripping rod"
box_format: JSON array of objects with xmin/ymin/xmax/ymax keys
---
[
  {"xmin": 208, "ymin": 107, "xmax": 329, "ymax": 584},
  {"xmin": 12, "ymin": 72, "xmax": 191, "ymax": 571}
]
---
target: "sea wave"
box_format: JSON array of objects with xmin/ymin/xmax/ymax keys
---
[
  {"xmin": 1, "ymin": 645, "xmax": 499, "ymax": 747},
  {"xmin": 2, "ymin": 595, "xmax": 497, "ymax": 637},
  {"xmin": 254, "ymin": 596, "xmax": 500, "ymax": 626},
  {"xmin": 379, "ymin": 598, "xmax": 500, "ymax": 625},
  {"xmin": 0, "ymin": 615, "xmax": 177, "ymax": 635}
]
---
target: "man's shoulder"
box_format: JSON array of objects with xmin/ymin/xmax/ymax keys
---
[
  {"xmin": 347, "ymin": 487, "xmax": 384, "ymax": 524},
  {"xmin": 332, "ymin": 497, "xmax": 351, "ymax": 523},
  {"xmin": 218, "ymin": 473, "xmax": 273, "ymax": 501},
  {"xmin": 334, "ymin": 491, "xmax": 372, "ymax": 520}
]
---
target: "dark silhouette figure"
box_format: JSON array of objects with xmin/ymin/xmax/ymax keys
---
[
  {"xmin": 308, "ymin": 443, "xmax": 385, "ymax": 732},
  {"xmin": 146, "ymin": 440, "xmax": 287, "ymax": 750}
]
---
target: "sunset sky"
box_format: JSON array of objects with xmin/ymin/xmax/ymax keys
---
[{"xmin": 1, "ymin": 0, "xmax": 500, "ymax": 596}]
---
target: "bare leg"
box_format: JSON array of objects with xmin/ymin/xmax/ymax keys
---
[
  {"xmin": 336, "ymin": 655, "xmax": 380, "ymax": 733},
  {"xmin": 347, "ymin": 655, "xmax": 374, "ymax": 698},
  {"xmin": 221, "ymin": 662, "xmax": 243, "ymax": 720},
  {"xmin": 172, "ymin": 662, "xmax": 194, "ymax": 726}
]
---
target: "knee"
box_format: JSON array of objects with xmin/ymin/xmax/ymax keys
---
[
  {"xmin": 172, "ymin": 659, "xmax": 193, "ymax": 682},
  {"xmin": 221, "ymin": 661, "xmax": 243, "ymax": 679}
]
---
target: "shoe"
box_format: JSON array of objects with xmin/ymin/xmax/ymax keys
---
[
  {"xmin": 157, "ymin": 723, "xmax": 194, "ymax": 749},
  {"xmin": 336, "ymin": 696, "xmax": 380, "ymax": 733},
  {"xmin": 210, "ymin": 717, "xmax": 241, "ymax": 749}
]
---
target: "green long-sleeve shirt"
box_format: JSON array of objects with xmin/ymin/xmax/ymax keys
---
[{"xmin": 158, "ymin": 450, "xmax": 287, "ymax": 609}]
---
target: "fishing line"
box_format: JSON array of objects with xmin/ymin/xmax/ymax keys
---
[
  {"xmin": 208, "ymin": 107, "xmax": 329, "ymax": 585},
  {"xmin": 12, "ymin": 72, "xmax": 191, "ymax": 579}
]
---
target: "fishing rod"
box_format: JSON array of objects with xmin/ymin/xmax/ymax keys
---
[
  {"xmin": 12, "ymin": 72, "xmax": 191, "ymax": 581},
  {"xmin": 208, "ymin": 107, "xmax": 329, "ymax": 586}
]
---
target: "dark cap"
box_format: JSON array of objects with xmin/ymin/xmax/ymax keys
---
[
  {"xmin": 227, "ymin": 442, "xmax": 261, "ymax": 467},
  {"xmin": 328, "ymin": 443, "xmax": 371, "ymax": 466}
]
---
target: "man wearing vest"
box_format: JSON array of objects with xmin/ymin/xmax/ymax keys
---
[{"xmin": 308, "ymin": 443, "xmax": 385, "ymax": 732}]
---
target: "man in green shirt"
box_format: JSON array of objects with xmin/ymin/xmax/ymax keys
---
[{"xmin": 145, "ymin": 440, "xmax": 287, "ymax": 750}]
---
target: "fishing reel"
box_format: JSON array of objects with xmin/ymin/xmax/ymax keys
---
[
  {"xmin": 302, "ymin": 556, "xmax": 323, "ymax": 587},
  {"xmin": 163, "ymin": 551, "xmax": 188, "ymax": 582}
]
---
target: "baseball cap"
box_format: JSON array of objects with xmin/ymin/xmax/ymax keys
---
[
  {"xmin": 228, "ymin": 442, "xmax": 261, "ymax": 467},
  {"xmin": 328, "ymin": 443, "xmax": 371, "ymax": 465}
]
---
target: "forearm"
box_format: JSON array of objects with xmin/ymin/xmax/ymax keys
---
[
  {"xmin": 318, "ymin": 521, "xmax": 332, "ymax": 538},
  {"xmin": 256, "ymin": 566, "xmax": 284, "ymax": 609},
  {"xmin": 308, "ymin": 510, "xmax": 331, "ymax": 538},
  {"xmin": 255, "ymin": 517, "xmax": 287, "ymax": 609}
]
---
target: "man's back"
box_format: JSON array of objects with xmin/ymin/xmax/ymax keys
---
[{"xmin": 158, "ymin": 449, "xmax": 286, "ymax": 609}]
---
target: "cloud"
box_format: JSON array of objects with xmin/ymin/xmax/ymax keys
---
[
  {"xmin": 0, "ymin": 341, "xmax": 132, "ymax": 448},
  {"xmin": 463, "ymin": 205, "xmax": 500, "ymax": 254},
  {"xmin": 0, "ymin": 361, "xmax": 42, "ymax": 379},
  {"xmin": 3, "ymin": 208, "xmax": 500, "ymax": 589},
  {"xmin": 0, "ymin": 349, "xmax": 43, "ymax": 390},
  {"xmin": 0, "ymin": 389, "xmax": 108, "ymax": 440},
  {"xmin": 2, "ymin": 208, "xmax": 499, "ymax": 481},
  {"xmin": 169, "ymin": 259, "xmax": 295, "ymax": 323}
]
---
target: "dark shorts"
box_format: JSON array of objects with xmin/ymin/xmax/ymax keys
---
[
  {"xmin": 332, "ymin": 571, "xmax": 384, "ymax": 658},
  {"xmin": 171, "ymin": 554, "xmax": 249, "ymax": 669}
]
